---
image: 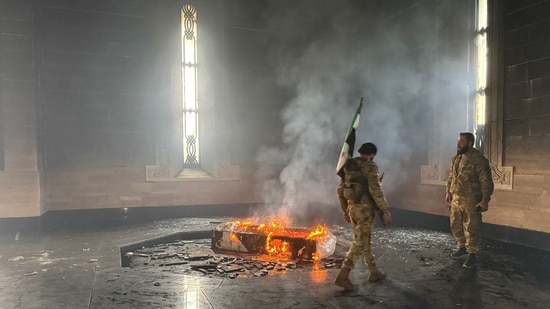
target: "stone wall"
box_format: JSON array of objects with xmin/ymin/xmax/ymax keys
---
[
  {"xmin": 0, "ymin": 0, "xmax": 41, "ymax": 217},
  {"xmin": 398, "ymin": 0, "xmax": 550, "ymax": 236},
  {"xmin": 0, "ymin": 0, "xmax": 268, "ymax": 217},
  {"xmin": 1, "ymin": 0, "xmax": 549, "ymax": 243}
]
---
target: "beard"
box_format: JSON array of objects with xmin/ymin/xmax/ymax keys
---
[{"xmin": 457, "ymin": 145, "xmax": 470, "ymax": 154}]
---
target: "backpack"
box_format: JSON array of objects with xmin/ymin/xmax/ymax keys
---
[{"xmin": 343, "ymin": 158, "xmax": 369, "ymax": 203}]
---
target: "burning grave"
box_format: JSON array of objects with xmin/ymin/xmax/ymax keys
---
[
  {"xmin": 120, "ymin": 220, "xmax": 344, "ymax": 279},
  {"xmin": 212, "ymin": 220, "xmax": 337, "ymax": 261}
]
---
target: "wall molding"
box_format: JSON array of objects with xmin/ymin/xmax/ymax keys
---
[
  {"xmin": 420, "ymin": 164, "xmax": 446, "ymax": 186},
  {"xmin": 490, "ymin": 163, "xmax": 513, "ymax": 190},
  {"xmin": 146, "ymin": 159, "xmax": 239, "ymax": 182}
]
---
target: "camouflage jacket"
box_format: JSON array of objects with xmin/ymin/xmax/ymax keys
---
[
  {"xmin": 343, "ymin": 157, "xmax": 388, "ymax": 212},
  {"xmin": 446, "ymin": 148, "xmax": 494, "ymax": 202}
]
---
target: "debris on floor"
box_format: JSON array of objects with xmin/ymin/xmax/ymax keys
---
[{"xmin": 122, "ymin": 237, "xmax": 346, "ymax": 279}]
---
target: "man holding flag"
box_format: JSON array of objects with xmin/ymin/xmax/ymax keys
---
[
  {"xmin": 336, "ymin": 98, "xmax": 363, "ymax": 224},
  {"xmin": 334, "ymin": 98, "xmax": 392, "ymax": 291}
]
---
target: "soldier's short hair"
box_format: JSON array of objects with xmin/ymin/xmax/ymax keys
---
[
  {"xmin": 460, "ymin": 132, "xmax": 475, "ymax": 145},
  {"xmin": 358, "ymin": 142, "xmax": 377, "ymax": 155}
]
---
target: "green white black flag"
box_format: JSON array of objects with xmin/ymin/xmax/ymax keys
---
[{"xmin": 336, "ymin": 98, "xmax": 363, "ymax": 177}]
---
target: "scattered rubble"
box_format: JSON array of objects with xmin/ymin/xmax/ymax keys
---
[
  {"xmin": 122, "ymin": 238, "xmax": 346, "ymax": 279},
  {"xmin": 23, "ymin": 271, "xmax": 38, "ymax": 276}
]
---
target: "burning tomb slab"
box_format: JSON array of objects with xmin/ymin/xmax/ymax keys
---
[{"xmin": 212, "ymin": 221, "xmax": 336, "ymax": 260}]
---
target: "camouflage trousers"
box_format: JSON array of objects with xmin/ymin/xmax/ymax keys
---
[
  {"xmin": 342, "ymin": 201, "xmax": 377, "ymax": 269},
  {"xmin": 449, "ymin": 196, "xmax": 483, "ymax": 253},
  {"xmin": 337, "ymin": 182, "xmax": 348, "ymax": 213}
]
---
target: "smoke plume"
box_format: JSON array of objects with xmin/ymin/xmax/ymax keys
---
[{"xmin": 253, "ymin": 0, "xmax": 469, "ymax": 225}]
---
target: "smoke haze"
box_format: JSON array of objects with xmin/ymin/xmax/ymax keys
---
[{"xmin": 253, "ymin": 0, "xmax": 469, "ymax": 225}]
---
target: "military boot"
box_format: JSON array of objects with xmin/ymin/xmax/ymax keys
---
[
  {"xmin": 451, "ymin": 247, "xmax": 468, "ymax": 259},
  {"xmin": 367, "ymin": 265, "xmax": 386, "ymax": 282},
  {"xmin": 334, "ymin": 267, "xmax": 356, "ymax": 290},
  {"xmin": 462, "ymin": 253, "xmax": 477, "ymax": 268}
]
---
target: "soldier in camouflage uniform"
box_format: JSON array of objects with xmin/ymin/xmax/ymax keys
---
[
  {"xmin": 446, "ymin": 132, "xmax": 494, "ymax": 268},
  {"xmin": 334, "ymin": 142, "xmax": 392, "ymax": 291},
  {"xmin": 337, "ymin": 179, "xmax": 351, "ymax": 223}
]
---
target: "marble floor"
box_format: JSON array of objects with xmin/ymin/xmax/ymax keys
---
[{"xmin": 1, "ymin": 217, "xmax": 549, "ymax": 309}]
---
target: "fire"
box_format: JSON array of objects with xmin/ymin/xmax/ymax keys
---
[
  {"xmin": 229, "ymin": 232, "xmax": 239, "ymax": 242},
  {"xmin": 265, "ymin": 233, "xmax": 289, "ymax": 257},
  {"xmin": 226, "ymin": 219, "xmax": 329, "ymax": 259},
  {"xmin": 307, "ymin": 224, "xmax": 328, "ymax": 240}
]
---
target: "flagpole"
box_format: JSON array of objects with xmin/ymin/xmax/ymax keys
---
[{"xmin": 336, "ymin": 97, "xmax": 364, "ymax": 177}]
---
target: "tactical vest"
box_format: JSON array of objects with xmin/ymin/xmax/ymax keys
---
[{"xmin": 343, "ymin": 158, "xmax": 368, "ymax": 203}]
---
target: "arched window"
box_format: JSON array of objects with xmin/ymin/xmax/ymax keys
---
[
  {"xmin": 181, "ymin": 4, "xmax": 199, "ymax": 167},
  {"xmin": 475, "ymin": 0, "xmax": 488, "ymax": 151},
  {"xmin": 147, "ymin": 2, "xmax": 238, "ymax": 181}
]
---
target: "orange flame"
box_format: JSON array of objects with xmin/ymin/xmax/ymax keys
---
[
  {"xmin": 307, "ymin": 224, "xmax": 328, "ymax": 240},
  {"xmin": 227, "ymin": 218, "xmax": 329, "ymax": 259},
  {"xmin": 229, "ymin": 232, "xmax": 239, "ymax": 242},
  {"xmin": 265, "ymin": 232, "xmax": 291, "ymax": 257}
]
